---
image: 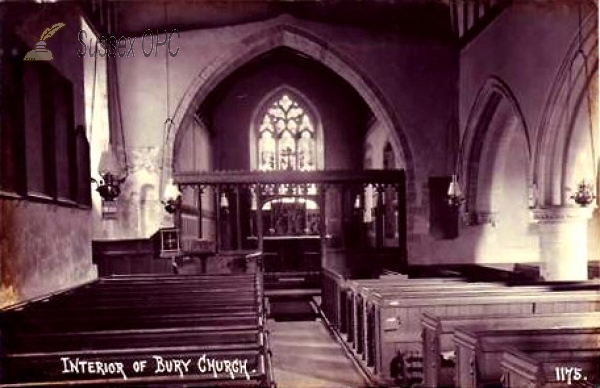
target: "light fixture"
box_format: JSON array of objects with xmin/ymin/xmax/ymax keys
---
[
  {"xmin": 447, "ymin": 174, "xmax": 465, "ymax": 207},
  {"xmin": 220, "ymin": 192, "xmax": 230, "ymax": 209},
  {"xmin": 162, "ymin": 178, "xmax": 181, "ymax": 214},
  {"xmin": 250, "ymin": 189, "xmax": 258, "ymax": 211},
  {"xmin": 571, "ymin": 180, "xmax": 596, "ymax": 207},
  {"xmin": 446, "ymin": 102, "xmax": 466, "ymax": 208},
  {"xmin": 364, "ymin": 185, "xmax": 373, "ymax": 223},
  {"xmin": 93, "ymin": 147, "xmax": 127, "ymax": 201},
  {"xmin": 354, "ymin": 194, "xmax": 361, "ymax": 210}
]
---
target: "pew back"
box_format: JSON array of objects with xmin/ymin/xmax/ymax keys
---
[
  {"xmin": 372, "ymin": 289, "xmax": 599, "ymax": 381},
  {"xmin": 0, "ymin": 272, "xmax": 274, "ymax": 388},
  {"xmin": 454, "ymin": 326, "xmax": 600, "ymax": 388},
  {"xmin": 501, "ymin": 348, "xmax": 600, "ymax": 388},
  {"xmin": 422, "ymin": 311, "xmax": 600, "ymax": 387}
]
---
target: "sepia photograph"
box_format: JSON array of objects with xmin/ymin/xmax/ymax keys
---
[{"xmin": 0, "ymin": 0, "xmax": 599, "ymax": 387}]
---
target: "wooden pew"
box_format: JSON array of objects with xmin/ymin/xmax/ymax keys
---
[
  {"xmin": 1, "ymin": 274, "xmax": 260, "ymax": 314},
  {"xmin": 321, "ymin": 268, "xmax": 428, "ymax": 337},
  {"xmin": 349, "ymin": 280, "xmax": 490, "ymax": 356},
  {"xmin": 344, "ymin": 278, "xmax": 588, "ymax": 372},
  {"xmin": 353, "ymin": 279, "xmax": 600, "ymax": 365},
  {"xmin": 3, "ymin": 310, "xmax": 262, "ymax": 333},
  {"xmin": 501, "ymin": 348, "xmax": 600, "ymax": 387},
  {"xmin": 0, "ymin": 272, "xmax": 274, "ymax": 388},
  {"xmin": 4, "ymin": 327, "xmax": 263, "ymax": 353},
  {"xmin": 349, "ymin": 280, "xmax": 470, "ymax": 362},
  {"xmin": 368, "ymin": 288, "xmax": 600, "ymax": 383},
  {"xmin": 321, "ymin": 267, "xmax": 347, "ymax": 331},
  {"xmin": 454, "ymin": 325, "xmax": 600, "ymax": 388},
  {"xmin": 353, "ymin": 281, "xmax": 551, "ymax": 364},
  {"xmin": 19, "ymin": 295, "xmax": 259, "ymax": 314},
  {"xmin": 422, "ymin": 311, "xmax": 600, "ymax": 387}
]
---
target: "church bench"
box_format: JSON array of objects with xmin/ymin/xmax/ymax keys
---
[
  {"xmin": 454, "ymin": 326, "xmax": 600, "ymax": 388},
  {"xmin": 364, "ymin": 281, "xmax": 600, "ymax": 359},
  {"xmin": 1, "ymin": 274, "xmax": 262, "ymax": 315},
  {"xmin": 78, "ymin": 284, "xmax": 258, "ymax": 293},
  {"xmin": 18, "ymin": 294, "xmax": 259, "ymax": 314},
  {"xmin": 72, "ymin": 283, "xmax": 259, "ymax": 296},
  {"xmin": 2, "ymin": 311, "xmax": 263, "ymax": 333},
  {"xmin": 98, "ymin": 273, "xmax": 258, "ymax": 282},
  {"xmin": 4, "ymin": 326, "xmax": 263, "ymax": 353},
  {"xmin": 0, "ymin": 274, "xmax": 273, "ymax": 388},
  {"xmin": 362, "ymin": 285, "xmax": 528, "ymax": 378},
  {"xmin": 341, "ymin": 278, "xmax": 466, "ymax": 348},
  {"xmin": 501, "ymin": 348, "xmax": 600, "ymax": 388},
  {"xmin": 321, "ymin": 267, "xmax": 347, "ymax": 331},
  {"xmin": 89, "ymin": 274, "xmax": 259, "ymax": 288},
  {"xmin": 6, "ymin": 303, "xmax": 260, "ymax": 324},
  {"xmin": 90, "ymin": 277, "xmax": 258, "ymax": 287},
  {"xmin": 329, "ymin": 280, "xmax": 494, "ymax": 378},
  {"xmin": 45, "ymin": 290, "xmax": 261, "ymax": 309},
  {"xmin": 350, "ymin": 281, "xmax": 544, "ymax": 362},
  {"xmin": 368, "ymin": 289, "xmax": 600, "ymax": 383},
  {"xmin": 320, "ymin": 268, "xmax": 435, "ymax": 337},
  {"xmin": 348, "ymin": 280, "xmax": 492, "ymax": 355},
  {"xmin": 421, "ymin": 311, "xmax": 600, "ymax": 387}
]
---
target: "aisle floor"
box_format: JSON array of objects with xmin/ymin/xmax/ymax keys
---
[{"xmin": 267, "ymin": 319, "xmax": 369, "ymax": 388}]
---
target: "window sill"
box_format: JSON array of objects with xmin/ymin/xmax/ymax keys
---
[
  {"xmin": 0, "ymin": 190, "xmax": 91, "ymax": 209},
  {"xmin": 0, "ymin": 190, "xmax": 23, "ymax": 200}
]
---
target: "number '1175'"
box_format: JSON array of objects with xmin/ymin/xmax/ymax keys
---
[{"xmin": 555, "ymin": 366, "xmax": 584, "ymax": 385}]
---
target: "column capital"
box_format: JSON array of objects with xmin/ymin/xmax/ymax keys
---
[{"xmin": 531, "ymin": 206, "xmax": 595, "ymax": 224}]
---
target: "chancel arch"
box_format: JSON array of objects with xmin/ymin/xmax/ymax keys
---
[{"xmin": 163, "ymin": 20, "xmax": 415, "ymax": 225}]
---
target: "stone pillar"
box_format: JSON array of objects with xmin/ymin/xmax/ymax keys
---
[{"xmin": 532, "ymin": 206, "xmax": 594, "ymax": 281}]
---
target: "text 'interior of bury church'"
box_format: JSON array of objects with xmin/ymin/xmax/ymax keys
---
[{"xmin": 0, "ymin": 1, "xmax": 599, "ymax": 387}]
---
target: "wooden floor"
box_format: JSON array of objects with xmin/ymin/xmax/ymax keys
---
[{"xmin": 268, "ymin": 319, "xmax": 369, "ymax": 388}]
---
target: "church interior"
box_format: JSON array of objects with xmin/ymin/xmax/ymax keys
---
[{"xmin": 0, "ymin": 0, "xmax": 599, "ymax": 387}]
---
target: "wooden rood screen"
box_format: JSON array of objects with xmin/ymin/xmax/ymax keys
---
[{"xmin": 173, "ymin": 169, "xmax": 408, "ymax": 272}]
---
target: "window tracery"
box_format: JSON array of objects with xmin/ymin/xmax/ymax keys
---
[{"xmin": 257, "ymin": 93, "xmax": 317, "ymax": 171}]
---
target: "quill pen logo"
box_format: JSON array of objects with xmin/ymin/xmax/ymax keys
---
[{"xmin": 24, "ymin": 22, "xmax": 65, "ymax": 61}]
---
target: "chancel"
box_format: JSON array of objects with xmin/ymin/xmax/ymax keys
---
[{"xmin": 0, "ymin": 1, "xmax": 599, "ymax": 387}]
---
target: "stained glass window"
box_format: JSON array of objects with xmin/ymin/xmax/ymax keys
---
[{"xmin": 257, "ymin": 94, "xmax": 317, "ymax": 171}]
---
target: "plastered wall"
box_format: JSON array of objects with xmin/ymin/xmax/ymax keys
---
[
  {"xmin": 415, "ymin": 2, "xmax": 598, "ymax": 265},
  {"xmin": 0, "ymin": 4, "xmax": 96, "ymax": 307},
  {"xmin": 110, "ymin": 15, "xmax": 458, "ymax": 264}
]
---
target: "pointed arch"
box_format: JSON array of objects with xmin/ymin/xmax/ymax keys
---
[
  {"xmin": 163, "ymin": 17, "xmax": 415, "ymax": 209},
  {"xmin": 461, "ymin": 76, "xmax": 531, "ymax": 216},
  {"xmin": 535, "ymin": 10, "xmax": 598, "ymax": 206}
]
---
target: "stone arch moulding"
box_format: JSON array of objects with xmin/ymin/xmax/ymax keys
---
[
  {"xmin": 248, "ymin": 84, "xmax": 325, "ymax": 171},
  {"xmin": 364, "ymin": 117, "xmax": 407, "ymax": 170},
  {"xmin": 534, "ymin": 10, "xmax": 598, "ymax": 207},
  {"xmin": 461, "ymin": 76, "xmax": 531, "ymax": 216},
  {"xmin": 164, "ymin": 17, "xmax": 415, "ymax": 199}
]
